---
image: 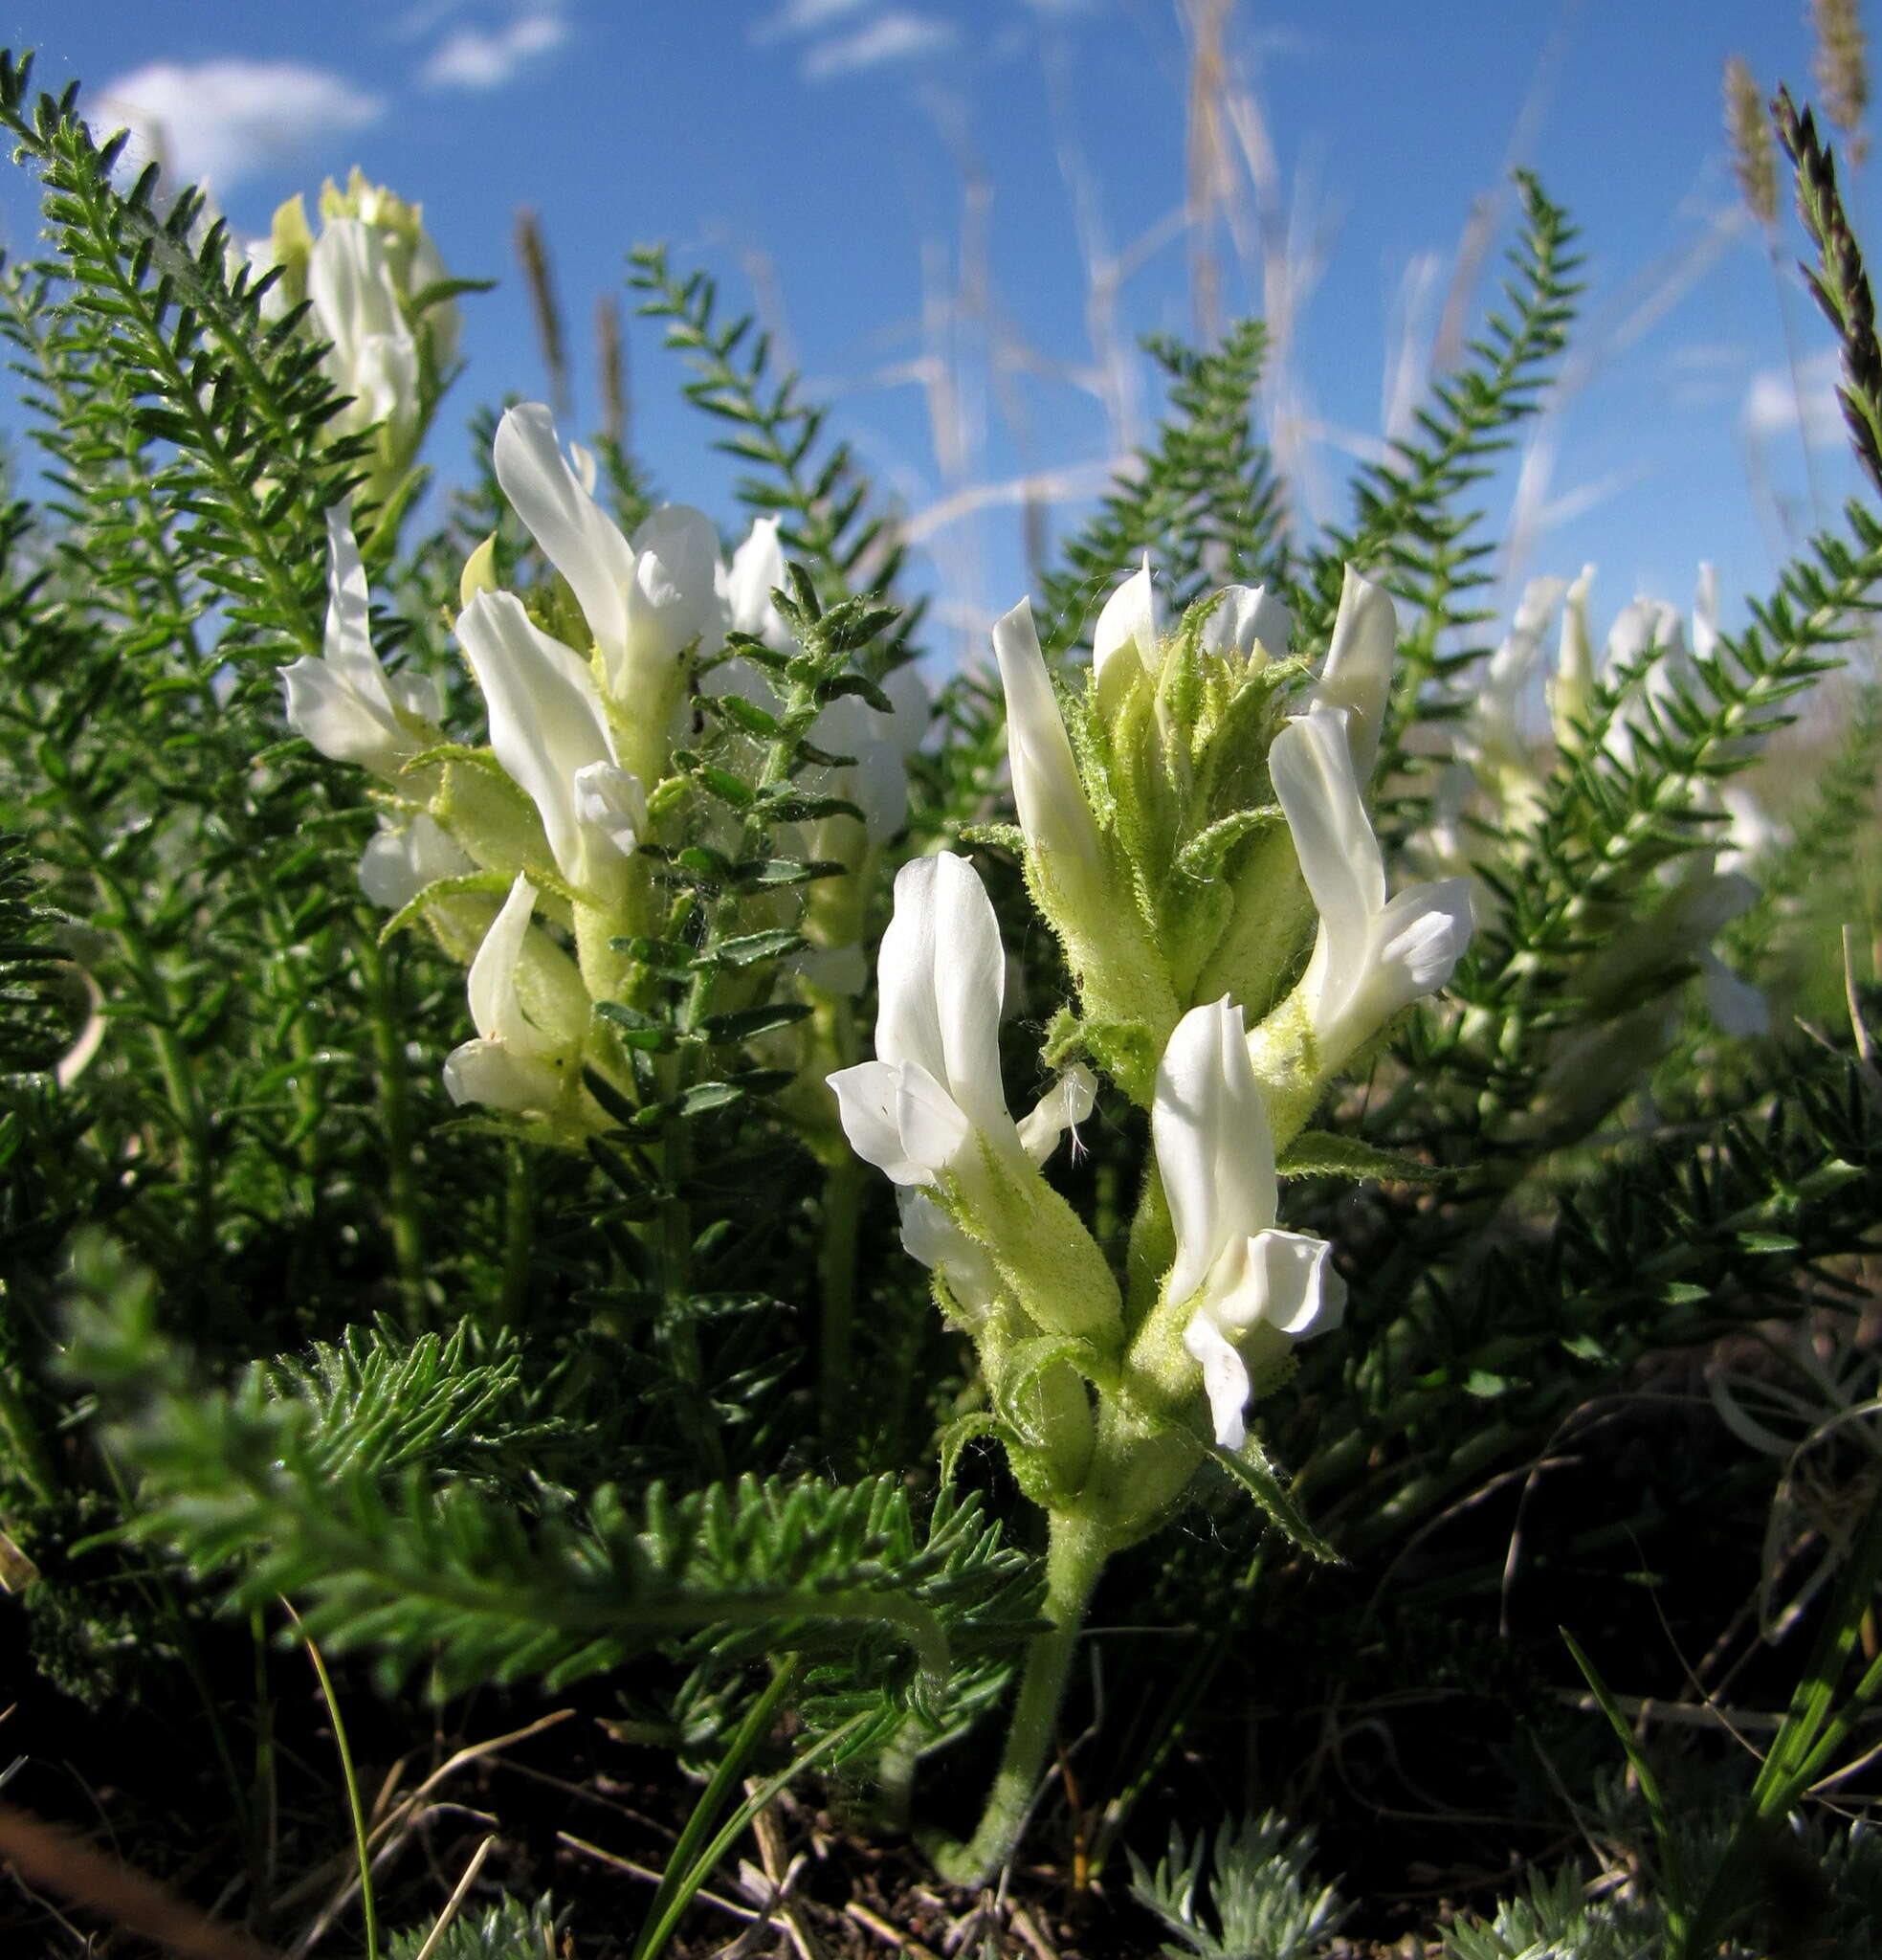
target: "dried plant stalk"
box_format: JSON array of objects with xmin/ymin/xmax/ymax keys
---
[
  {"xmin": 1726, "ymin": 56, "xmax": 1779, "ymax": 227},
  {"xmin": 1776, "ymin": 85, "xmax": 1882, "ymax": 500},
  {"xmin": 1810, "ymin": 0, "xmax": 1871, "ymax": 163}
]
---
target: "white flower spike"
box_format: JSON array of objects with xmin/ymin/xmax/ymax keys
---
[
  {"xmin": 281, "ymin": 503, "xmax": 437, "ymax": 777},
  {"xmin": 1155, "ymin": 998, "xmax": 1345, "ymax": 1450},
  {"xmin": 306, "ymin": 220, "xmax": 420, "ymax": 451},
  {"xmin": 1269, "ymin": 708, "xmax": 1472, "ymax": 1072}
]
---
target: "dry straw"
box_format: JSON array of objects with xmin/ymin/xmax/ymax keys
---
[
  {"xmin": 1810, "ymin": 0, "xmax": 1871, "ymax": 164},
  {"xmin": 1726, "ymin": 55, "xmax": 1779, "ymax": 227},
  {"xmin": 514, "ymin": 205, "xmax": 570, "ymax": 419}
]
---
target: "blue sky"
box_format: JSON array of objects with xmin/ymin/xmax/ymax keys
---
[{"xmin": 0, "ymin": 0, "xmax": 1870, "ymax": 667}]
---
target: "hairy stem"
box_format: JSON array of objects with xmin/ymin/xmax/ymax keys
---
[{"xmin": 929, "ymin": 1504, "xmax": 1110, "ymax": 1886}]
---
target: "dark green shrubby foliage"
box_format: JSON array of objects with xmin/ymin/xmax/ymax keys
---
[{"xmin": 0, "ymin": 45, "xmax": 1880, "ymax": 1959}]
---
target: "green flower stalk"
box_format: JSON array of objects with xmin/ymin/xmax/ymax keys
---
[{"xmin": 822, "ymin": 560, "xmax": 1483, "ymax": 1880}]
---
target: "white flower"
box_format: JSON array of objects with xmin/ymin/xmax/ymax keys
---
[
  {"xmin": 1155, "ymin": 998, "xmax": 1345, "ymax": 1450},
  {"xmin": 492, "ymin": 403, "xmax": 722, "ymax": 699},
  {"xmin": 827, "ymin": 853, "xmax": 1087, "ymax": 1187},
  {"xmin": 991, "ymin": 599, "xmax": 1108, "ymax": 895},
  {"xmin": 1091, "ymin": 555, "xmax": 1163, "ymax": 715},
  {"xmin": 720, "ymin": 514, "xmax": 792, "ymax": 652},
  {"xmin": 1602, "ymin": 594, "xmax": 1691, "ymax": 769},
  {"xmin": 1465, "ymin": 577, "xmax": 1567, "ymax": 782},
  {"xmin": 306, "ymin": 219, "xmax": 420, "ymax": 450},
  {"xmin": 281, "ymin": 503, "xmax": 437, "ymax": 776},
  {"xmin": 897, "ymin": 1189, "xmax": 1004, "ymax": 1325},
  {"xmin": 1547, "ymin": 563, "xmax": 1598, "ymax": 745},
  {"xmin": 359, "ymin": 812, "xmax": 475, "ymax": 911},
  {"xmin": 1305, "ymin": 565, "xmax": 1399, "ymax": 785},
  {"xmin": 442, "ymin": 876, "xmax": 571, "ymax": 1113},
  {"xmin": 1717, "ymin": 784, "xmax": 1782, "ymax": 878},
  {"xmin": 1452, "ymin": 576, "xmax": 1569, "ymax": 835},
  {"xmin": 1269, "ymin": 708, "xmax": 1473, "ymax": 1070},
  {"xmin": 1199, "ymin": 584, "xmax": 1293, "ymax": 661},
  {"xmin": 455, "ymin": 590, "xmax": 646, "ymax": 894},
  {"xmin": 805, "ymin": 665, "xmax": 929, "ymax": 846}
]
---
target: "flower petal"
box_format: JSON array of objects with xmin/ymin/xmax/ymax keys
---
[
  {"xmin": 280, "ymin": 656, "xmax": 410, "ymax": 773},
  {"xmin": 829, "ymin": 1059, "xmax": 930, "ymax": 1184},
  {"xmin": 466, "ymin": 874, "xmax": 541, "ymax": 1051},
  {"xmin": 874, "ymin": 856, "xmax": 949, "ymax": 1086},
  {"xmin": 628, "ymin": 505, "xmax": 723, "ymax": 663},
  {"xmin": 1016, "ymin": 1062, "xmax": 1096, "ymax": 1167},
  {"xmin": 1269, "ymin": 707, "xmax": 1387, "ymax": 1023},
  {"xmin": 442, "ymin": 1036, "xmax": 564, "ymax": 1112},
  {"xmin": 1547, "ymin": 563, "xmax": 1598, "ymax": 745},
  {"xmin": 897, "ymin": 1058, "xmax": 975, "ymax": 1178},
  {"xmin": 456, "ymin": 590, "xmax": 616, "ymax": 885},
  {"xmin": 722, "ymin": 514, "xmax": 789, "ymax": 648},
  {"xmin": 1092, "ymin": 555, "xmax": 1160, "ymax": 700},
  {"xmin": 322, "ymin": 501, "xmax": 382, "ymax": 692},
  {"xmin": 1213, "ymin": 1229, "xmax": 1346, "ymax": 1338},
  {"xmin": 898, "ymin": 1189, "xmax": 1001, "ymax": 1320},
  {"xmin": 1200, "ymin": 585, "xmax": 1293, "ymax": 662},
  {"xmin": 1310, "ymin": 566, "xmax": 1397, "ymax": 782},
  {"xmin": 991, "ymin": 599, "xmax": 1105, "ymax": 888},
  {"xmin": 359, "ymin": 813, "xmax": 474, "ymax": 910},
  {"xmin": 572, "ymin": 761, "xmax": 649, "ymax": 858},
  {"xmin": 493, "ymin": 402, "xmax": 636, "ymax": 670},
  {"xmin": 1368, "ymin": 879, "xmax": 1473, "ymax": 1015},
  {"xmin": 1155, "ymin": 999, "xmax": 1277, "ymax": 1307},
  {"xmin": 929, "ymin": 852, "xmax": 1011, "ymax": 1136},
  {"xmin": 1181, "ymin": 1309, "xmax": 1252, "ymax": 1450}
]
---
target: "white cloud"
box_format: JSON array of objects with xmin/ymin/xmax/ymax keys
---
[
  {"xmin": 94, "ymin": 59, "xmax": 383, "ymax": 194},
  {"xmin": 420, "ymin": 9, "xmax": 569, "ymax": 90},
  {"xmin": 752, "ymin": 0, "xmax": 875, "ymax": 45},
  {"xmin": 1742, "ymin": 349, "xmax": 1845, "ymax": 449},
  {"xmin": 802, "ymin": 9, "xmax": 957, "ymax": 79}
]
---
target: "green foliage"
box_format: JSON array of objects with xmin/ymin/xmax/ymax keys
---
[
  {"xmin": 1437, "ymin": 1864, "xmax": 1636, "ymax": 1960},
  {"xmin": 63, "ymin": 1233, "xmax": 1038, "ymax": 1719},
  {"xmin": 630, "ymin": 242, "xmax": 919, "ymax": 643},
  {"xmin": 4, "ymin": 34, "xmax": 1882, "ymax": 1955},
  {"xmin": 1128, "ymin": 1813, "xmax": 1349, "ymax": 1960},
  {"xmin": 1317, "ymin": 171, "xmax": 1583, "ymax": 816},
  {"xmin": 0, "ymin": 823, "xmax": 73, "ymax": 1074},
  {"xmin": 1037, "ymin": 319, "xmax": 1287, "ymax": 655},
  {"xmin": 388, "ymin": 1896, "xmax": 563, "ymax": 1959}
]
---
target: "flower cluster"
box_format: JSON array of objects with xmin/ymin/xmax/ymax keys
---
[
  {"xmin": 248, "ymin": 170, "xmax": 465, "ymax": 507},
  {"xmin": 282, "ymin": 402, "xmax": 926, "ymax": 1137},
  {"xmin": 831, "ymin": 560, "xmax": 1468, "ymax": 1543},
  {"xmin": 1414, "ymin": 565, "xmax": 1774, "ymax": 1141}
]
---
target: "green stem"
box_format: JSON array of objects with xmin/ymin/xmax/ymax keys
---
[
  {"xmin": 0, "ymin": 1366, "xmax": 56, "ymax": 1505},
  {"xmin": 498, "ymin": 1143, "xmax": 535, "ymax": 1329},
  {"xmin": 929, "ymin": 1504, "xmax": 1111, "ymax": 1886},
  {"xmin": 358, "ymin": 930, "xmax": 428, "ymax": 1328},
  {"xmin": 818, "ymin": 1146, "xmax": 862, "ymax": 1470},
  {"xmin": 292, "ymin": 1604, "xmax": 380, "ymax": 1960}
]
